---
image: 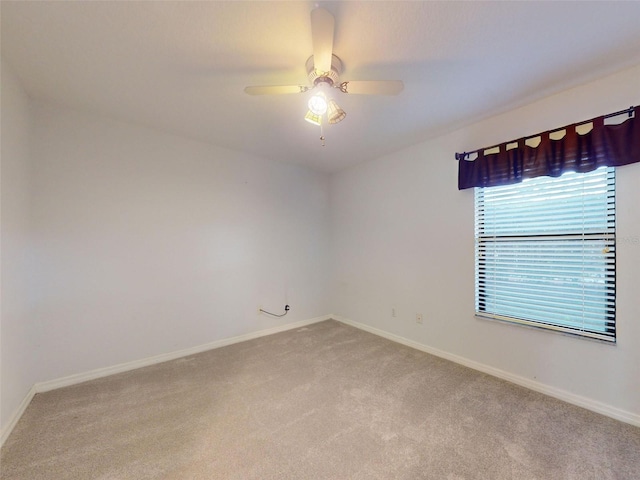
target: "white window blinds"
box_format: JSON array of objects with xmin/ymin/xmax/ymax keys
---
[{"xmin": 475, "ymin": 167, "xmax": 616, "ymax": 342}]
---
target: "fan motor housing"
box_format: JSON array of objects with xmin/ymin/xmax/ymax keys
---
[{"xmin": 306, "ymin": 54, "xmax": 343, "ymax": 86}]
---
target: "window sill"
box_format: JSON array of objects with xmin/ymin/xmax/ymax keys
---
[{"xmin": 475, "ymin": 313, "xmax": 617, "ymax": 345}]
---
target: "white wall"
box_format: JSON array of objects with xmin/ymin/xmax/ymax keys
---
[
  {"xmin": 330, "ymin": 64, "xmax": 640, "ymax": 419},
  {"xmin": 1, "ymin": 60, "xmax": 38, "ymax": 430},
  {"xmin": 28, "ymin": 102, "xmax": 330, "ymax": 383}
]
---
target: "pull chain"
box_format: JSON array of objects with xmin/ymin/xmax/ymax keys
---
[{"xmin": 319, "ymin": 123, "xmax": 325, "ymax": 147}]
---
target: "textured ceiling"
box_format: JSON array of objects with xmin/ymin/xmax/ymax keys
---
[{"xmin": 2, "ymin": 1, "xmax": 640, "ymax": 173}]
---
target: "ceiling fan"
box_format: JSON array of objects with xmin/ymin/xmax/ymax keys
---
[{"xmin": 244, "ymin": 7, "xmax": 404, "ymax": 128}]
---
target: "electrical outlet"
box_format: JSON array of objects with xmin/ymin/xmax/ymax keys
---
[
  {"xmin": 416, "ymin": 313, "xmax": 423, "ymax": 324},
  {"xmin": 392, "ymin": 307, "xmax": 396, "ymax": 318}
]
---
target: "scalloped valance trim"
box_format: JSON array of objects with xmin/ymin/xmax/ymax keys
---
[{"xmin": 457, "ymin": 106, "xmax": 639, "ymax": 190}]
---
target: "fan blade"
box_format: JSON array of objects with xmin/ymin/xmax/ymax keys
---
[
  {"xmin": 244, "ymin": 85, "xmax": 309, "ymax": 95},
  {"xmin": 310, "ymin": 7, "xmax": 335, "ymax": 74},
  {"xmin": 340, "ymin": 80, "xmax": 404, "ymax": 96}
]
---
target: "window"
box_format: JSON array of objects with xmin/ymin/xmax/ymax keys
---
[{"xmin": 475, "ymin": 167, "xmax": 616, "ymax": 342}]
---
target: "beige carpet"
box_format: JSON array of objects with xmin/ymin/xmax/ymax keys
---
[{"xmin": 1, "ymin": 320, "xmax": 639, "ymax": 479}]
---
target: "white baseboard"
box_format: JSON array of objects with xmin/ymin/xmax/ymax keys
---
[
  {"xmin": 333, "ymin": 315, "xmax": 640, "ymax": 428},
  {"xmin": 0, "ymin": 385, "xmax": 36, "ymax": 447},
  {"xmin": 0, "ymin": 314, "xmax": 330, "ymax": 447},
  {"xmin": 35, "ymin": 315, "xmax": 331, "ymax": 394}
]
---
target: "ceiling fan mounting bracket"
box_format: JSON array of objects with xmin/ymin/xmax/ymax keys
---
[{"xmin": 306, "ymin": 54, "xmax": 343, "ymax": 88}]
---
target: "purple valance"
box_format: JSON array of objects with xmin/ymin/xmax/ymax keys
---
[{"xmin": 457, "ymin": 106, "xmax": 640, "ymax": 190}]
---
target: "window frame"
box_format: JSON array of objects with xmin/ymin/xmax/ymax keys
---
[{"xmin": 474, "ymin": 167, "xmax": 616, "ymax": 343}]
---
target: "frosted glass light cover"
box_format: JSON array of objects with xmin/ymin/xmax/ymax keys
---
[{"xmin": 308, "ymin": 93, "xmax": 328, "ymax": 115}]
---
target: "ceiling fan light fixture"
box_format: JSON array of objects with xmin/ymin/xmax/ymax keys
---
[
  {"xmin": 308, "ymin": 92, "xmax": 328, "ymax": 115},
  {"xmin": 244, "ymin": 7, "xmax": 403, "ymax": 140},
  {"xmin": 304, "ymin": 110, "xmax": 323, "ymax": 126},
  {"xmin": 327, "ymin": 99, "xmax": 346, "ymax": 124}
]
